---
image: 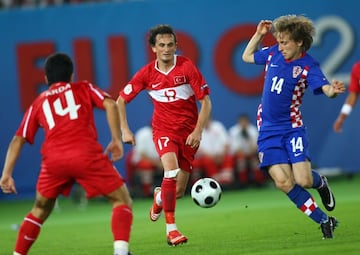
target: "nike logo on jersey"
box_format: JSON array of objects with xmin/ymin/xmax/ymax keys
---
[
  {"xmin": 151, "ymin": 82, "xmax": 162, "ymax": 88},
  {"xmin": 294, "ymin": 153, "xmax": 302, "ymax": 157},
  {"xmin": 270, "ymin": 63, "xmax": 278, "ymax": 67}
]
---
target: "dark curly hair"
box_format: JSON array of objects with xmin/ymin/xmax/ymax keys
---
[{"xmin": 148, "ymin": 24, "xmax": 177, "ymax": 46}]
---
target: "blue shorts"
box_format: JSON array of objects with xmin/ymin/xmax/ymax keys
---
[{"xmin": 257, "ymin": 127, "xmax": 311, "ymax": 170}]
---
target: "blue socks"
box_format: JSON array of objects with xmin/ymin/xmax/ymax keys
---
[
  {"xmin": 311, "ymin": 170, "xmax": 322, "ymax": 189},
  {"xmin": 287, "ymin": 184, "xmax": 328, "ymax": 224}
]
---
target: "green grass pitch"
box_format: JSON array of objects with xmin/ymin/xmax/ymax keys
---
[{"xmin": 1, "ymin": 175, "xmax": 360, "ymax": 254}]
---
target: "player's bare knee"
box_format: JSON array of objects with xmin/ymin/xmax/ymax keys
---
[
  {"xmin": 109, "ymin": 195, "xmax": 132, "ymax": 208},
  {"xmin": 35, "ymin": 197, "xmax": 55, "ymax": 209},
  {"xmin": 124, "ymin": 197, "xmax": 133, "ymax": 208},
  {"xmin": 115, "ymin": 199, "xmax": 132, "ymax": 209},
  {"xmin": 32, "ymin": 198, "xmax": 55, "ymax": 219},
  {"xmin": 296, "ymin": 179, "xmax": 312, "ymax": 188},
  {"xmin": 106, "ymin": 186, "xmax": 133, "ymax": 208},
  {"xmin": 294, "ymin": 174, "xmax": 313, "ymax": 188},
  {"xmin": 274, "ymin": 180, "xmax": 293, "ymax": 193}
]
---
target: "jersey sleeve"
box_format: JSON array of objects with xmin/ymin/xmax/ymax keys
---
[
  {"xmin": 15, "ymin": 105, "xmax": 39, "ymax": 144},
  {"xmin": 348, "ymin": 62, "xmax": 360, "ymax": 94},
  {"xmin": 119, "ymin": 67, "xmax": 147, "ymax": 103},
  {"xmin": 306, "ymin": 64, "xmax": 329, "ymax": 95},
  {"xmin": 254, "ymin": 45, "xmax": 275, "ymax": 65},
  {"xmin": 186, "ymin": 59, "xmax": 210, "ymax": 100},
  {"xmin": 86, "ymin": 82, "xmax": 111, "ymax": 109}
]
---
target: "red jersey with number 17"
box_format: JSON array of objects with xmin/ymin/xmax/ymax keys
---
[
  {"xmin": 120, "ymin": 55, "xmax": 210, "ymax": 136},
  {"xmin": 16, "ymin": 81, "xmax": 110, "ymax": 163}
]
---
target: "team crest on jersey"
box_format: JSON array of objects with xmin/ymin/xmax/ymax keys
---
[
  {"xmin": 174, "ymin": 76, "xmax": 186, "ymax": 84},
  {"xmin": 293, "ymin": 66, "xmax": 303, "ymax": 78}
]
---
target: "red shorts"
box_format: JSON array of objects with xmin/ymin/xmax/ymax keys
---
[
  {"xmin": 37, "ymin": 153, "xmax": 124, "ymax": 199},
  {"xmin": 153, "ymin": 131, "xmax": 198, "ymax": 172}
]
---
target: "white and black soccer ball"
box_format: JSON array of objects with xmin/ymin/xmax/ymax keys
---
[{"xmin": 191, "ymin": 178, "xmax": 222, "ymax": 208}]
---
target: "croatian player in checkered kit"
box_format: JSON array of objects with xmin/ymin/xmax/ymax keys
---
[{"xmin": 242, "ymin": 15, "xmax": 345, "ymax": 239}]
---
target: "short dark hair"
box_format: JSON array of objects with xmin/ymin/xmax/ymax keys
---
[
  {"xmin": 44, "ymin": 52, "xmax": 73, "ymax": 86},
  {"xmin": 148, "ymin": 24, "xmax": 177, "ymax": 46}
]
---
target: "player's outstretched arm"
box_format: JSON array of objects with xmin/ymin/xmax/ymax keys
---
[
  {"xmin": 322, "ymin": 80, "xmax": 346, "ymax": 98},
  {"xmin": 0, "ymin": 136, "xmax": 26, "ymax": 194},
  {"xmin": 242, "ymin": 20, "xmax": 272, "ymax": 63}
]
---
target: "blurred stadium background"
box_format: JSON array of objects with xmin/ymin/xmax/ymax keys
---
[{"xmin": 0, "ymin": 0, "xmax": 359, "ymax": 200}]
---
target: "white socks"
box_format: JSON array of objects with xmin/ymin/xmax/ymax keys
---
[{"xmin": 114, "ymin": 240, "xmax": 129, "ymax": 255}]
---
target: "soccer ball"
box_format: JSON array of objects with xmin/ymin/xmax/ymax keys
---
[{"xmin": 191, "ymin": 178, "xmax": 222, "ymax": 208}]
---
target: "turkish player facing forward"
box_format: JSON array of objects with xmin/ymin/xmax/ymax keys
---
[
  {"xmin": 242, "ymin": 15, "xmax": 345, "ymax": 239},
  {"xmin": 0, "ymin": 53, "xmax": 133, "ymax": 255},
  {"xmin": 117, "ymin": 24, "xmax": 212, "ymax": 246}
]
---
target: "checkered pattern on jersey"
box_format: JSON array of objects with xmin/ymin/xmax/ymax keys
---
[
  {"xmin": 290, "ymin": 66, "xmax": 309, "ymax": 128},
  {"xmin": 264, "ymin": 52, "xmax": 274, "ymax": 73},
  {"xmin": 256, "ymin": 103, "xmax": 263, "ymax": 131}
]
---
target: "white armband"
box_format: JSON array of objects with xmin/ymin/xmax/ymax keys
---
[{"xmin": 341, "ymin": 104, "xmax": 352, "ymax": 115}]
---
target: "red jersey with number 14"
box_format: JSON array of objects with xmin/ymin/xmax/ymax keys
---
[
  {"xmin": 16, "ymin": 81, "xmax": 109, "ymax": 163},
  {"xmin": 120, "ymin": 55, "xmax": 210, "ymax": 136}
]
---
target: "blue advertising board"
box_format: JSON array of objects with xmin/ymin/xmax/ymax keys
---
[{"xmin": 0, "ymin": 0, "xmax": 359, "ymax": 199}]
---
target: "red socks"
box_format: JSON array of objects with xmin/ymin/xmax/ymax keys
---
[
  {"xmin": 161, "ymin": 178, "xmax": 176, "ymax": 224},
  {"xmin": 111, "ymin": 205, "xmax": 133, "ymax": 242},
  {"xmin": 14, "ymin": 206, "xmax": 133, "ymax": 254},
  {"xmin": 14, "ymin": 213, "xmax": 44, "ymax": 255}
]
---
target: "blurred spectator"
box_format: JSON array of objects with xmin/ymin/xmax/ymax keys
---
[
  {"xmin": 125, "ymin": 125, "xmax": 162, "ymax": 198},
  {"xmin": 228, "ymin": 114, "xmax": 266, "ymax": 188},
  {"xmin": 1, "ymin": 0, "xmax": 67, "ymax": 9},
  {"xmin": 192, "ymin": 118, "xmax": 234, "ymax": 186},
  {"xmin": 0, "ymin": 0, "xmax": 123, "ymax": 9}
]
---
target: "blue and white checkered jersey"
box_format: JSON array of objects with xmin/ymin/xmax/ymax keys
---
[{"xmin": 254, "ymin": 45, "xmax": 329, "ymax": 131}]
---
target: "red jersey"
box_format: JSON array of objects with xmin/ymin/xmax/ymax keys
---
[
  {"xmin": 120, "ymin": 55, "xmax": 210, "ymax": 136},
  {"xmin": 349, "ymin": 61, "xmax": 360, "ymax": 94},
  {"xmin": 16, "ymin": 81, "xmax": 109, "ymax": 163}
]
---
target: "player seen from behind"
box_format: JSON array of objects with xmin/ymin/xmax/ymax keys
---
[{"xmin": 0, "ymin": 53, "xmax": 133, "ymax": 255}]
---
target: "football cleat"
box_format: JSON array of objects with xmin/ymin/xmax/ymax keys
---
[
  {"xmin": 317, "ymin": 176, "xmax": 336, "ymax": 211},
  {"xmin": 149, "ymin": 187, "xmax": 162, "ymax": 221},
  {"xmin": 320, "ymin": 216, "xmax": 338, "ymax": 239},
  {"xmin": 167, "ymin": 230, "xmax": 188, "ymax": 246}
]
